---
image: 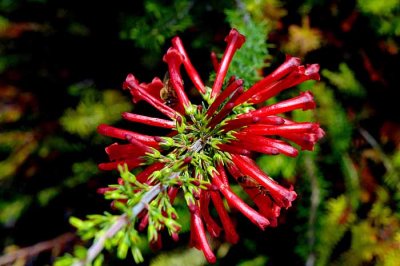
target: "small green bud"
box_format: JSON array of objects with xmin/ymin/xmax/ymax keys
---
[
  {"xmin": 184, "ymin": 192, "xmax": 196, "ymax": 212},
  {"xmin": 213, "ymin": 153, "xmax": 224, "ymax": 165},
  {"xmin": 129, "ymin": 229, "xmax": 140, "ymax": 244},
  {"xmin": 122, "ymin": 171, "xmax": 136, "ymax": 183},
  {"xmin": 131, "ymin": 247, "xmax": 144, "ymax": 263},
  {"xmin": 117, "ymin": 164, "xmax": 125, "ymax": 175},
  {"xmin": 117, "ymin": 237, "xmax": 129, "ymax": 259},
  {"xmin": 69, "ymin": 217, "xmax": 84, "ymax": 229},
  {"xmin": 166, "ymin": 152, "xmax": 177, "ymax": 161},
  {"xmin": 151, "ymin": 170, "xmax": 162, "ymax": 180},
  {"xmin": 147, "ymin": 223, "xmax": 158, "ymax": 242},
  {"xmin": 175, "ymin": 115, "xmax": 186, "ymax": 133},
  {"xmin": 148, "ymin": 148, "xmax": 161, "ymax": 158},
  {"xmin": 93, "ymin": 254, "xmax": 104, "ymax": 266},
  {"xmin": 162, "ymin": 167, "xmax": 172, "ymax": 176},
  {"xmin": 207, "ymin": 166, "xmax": 217, "ymax": 176},
  {"xmin": 74, "ymin": 245, "xmax": 88, "ymax": 259},
  {"xmin": 210, "ymin": 138, "xmax": 222, "ymax": 149},
  {"xmin": 185, "ymin": 104, "xmax": 197, "ymax": 115},
  {"xmin": 159, "ymin": 137, "xmax": 175, "ymax": 148},
  {"xmin": 203, "ymin": 86, "xmax": 213, "ymax": 104},
  {"xmin": 171, "ymin": 161, "xmax": 184, "ymax": 172},
  {"xmin": 104, "ymin": 191, "xmax": 126, "ymax": 200},
  {"xmin": 225, "ymin": 131, "xmax": 237, "ymax": 141},
  {"xmin": 165, "ymin": 218, "xmax": 181, "ymax": 232},
  {"xmin": 113, "ymin": 200, "xmax": 127, "ymax": 211}
]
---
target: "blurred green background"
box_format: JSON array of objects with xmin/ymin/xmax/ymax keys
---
[{"xmin": 1, "ymin": 0, "xmax": 399, "ymax": 265}]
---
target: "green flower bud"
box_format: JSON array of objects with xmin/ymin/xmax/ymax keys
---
[{"xmin": 131, "ymin": 247, "xmax": 144, "ymax": 263}]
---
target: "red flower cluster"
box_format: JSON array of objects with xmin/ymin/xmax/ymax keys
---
[{"xmin": 97, "ymin": 29, "xmax": 324, "ymax": 263}]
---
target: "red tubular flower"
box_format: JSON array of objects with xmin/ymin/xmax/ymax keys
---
[
  {"xmin": 163, "ymin": 48, "xmax": 191, "ymax": 110},
  {"xmin": 98, "ymin": 124, "xmax": 160, "ymax": 148},
  {"xmin": 172, "ymin": 36, "xmax": 206, "ymax": 94},
  {"xmin": 216, "ymin": 163, "xmax": 230, "ymax": 186},
  {"xmin": 122, "ymin": 112, "xmax": 175, "ymax": 129},
  {"xmin": 207, "ymin": 86, "xmax": 244, "ymax": 129},
  {"xmin": 212, "ymin": 173, "xmax": 270, "ymax": 229},
  {"xmin": 211, "ymin": 29, "xmax": 246, "ymax": 98},
  {"xmin": 97, "ymin": 28, "xmax": 324, "ymax": 262},
  {"xmin": 210, "ymin": 51, "xmax": 219, "ymax": 72},
  {"xmin": 210, "ymin": 191, "xmax": 239, "ymax": 243},
  {"xmin": 123, "ymin": 74, "xmax": 178, "ymax": 119},
  {"xmin": 231, "ymin": 155, "xmax": 297, "ymax": 208},
  {"xmin": 200, "ymin": 192, "xmax": 222, "ymax": 238},
  {"xmin": 246, "ymin": 64, "xmax": 320, "ymax": 105},
  {"xmin": 190, "ymin": 206, "xmax": 217, "ymax": 263},
  {"xmin": 226, "ymin": 163, "xmax": 281, "ymax": 227},
  {"xmin": 206, "ymin": 78, "xmax": 243, "ymax": 117}
]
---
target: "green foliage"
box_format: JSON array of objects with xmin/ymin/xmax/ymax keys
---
[
  {"xmin": 382, "ymin": 149, "xmax": 400, "ymax": 194},
  {"xmin": 257, "ymin": 155, "xmax": 297, "ymax": 181},
  {"xmin": 315, "ymin": 195, "xmax": 355, "ymax": 266},
  {"xmin": 120, "ymin": 0, "xmax": 193, "ymax": 52},
  {"xmin": 0, "ymin": 132, "xmax": 37, "ymax": 181},
  {"xmin": 357, "ymin": 0, "xmax": 400, "ymax": 36},
  {"xmin": 245, "ymin": 0, "xmax": 287, "ymax": 24},
  {"xmin": 294, "ymin": 152, "xmax": 329, "ymax": 261},
  {"xmin": 358, "ymin": 0, "xmax": 399, "ymax": 16},
  {"xmin": 60, "ymin": 85, "xmax": 131, "ymax": 138},
  {"xmin": 0, "ymin": 196, "xmax": 31, "ymax": 225},
  {"xmin": 0, "ymin": 0, "xmax": 16, "ymax": 12},
  {"xmin": 340, "ymin": 155, "xmax": 361, "ymax": 208},
  {"xmin": 304, "ymin": 81, "xmax": 353, "ymax": 157},
  {"xmin": 334, "ymin": 188, "xmax": 400, "ymax": 266},
  {"xmin": 282, "ymin": 17, "xmax": 323, "ymax": 57},
  {"xmin": 322, "ymin": 63, "xmax": 366, "ymax": 98}
]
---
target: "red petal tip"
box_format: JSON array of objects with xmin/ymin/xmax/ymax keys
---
[
  {"xmin": 285, "ymin": 55, "xmax": 302, "ymax": 66},
  {"xmin": 163, "ymin": 47, "xmax": 184, "ymax": 64},
  {"xmin": 225, "ymin": 28, "xmax": 246, "ymax": 49}
]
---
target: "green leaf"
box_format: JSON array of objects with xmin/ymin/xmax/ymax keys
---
[
  {"xmin": 93, "ymin": 254, "xmax": 104, "ymax": 266},
  {"xmin": 117, "ymin": 235, "xmax": 130, "ymax": 259},
  {"xmin": 131, "ymin": 246, "xmax": 144, "ymax": 264},
  {"xmin": 70, "ymin": 217, "xmax": 85, "ymax": 229}
]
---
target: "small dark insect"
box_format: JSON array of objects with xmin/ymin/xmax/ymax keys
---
[
  {"xmin": 160, "ymin": 73, "xmax": 178, "ymax": 107},
  {"xmin": 237, "ymin": 175, "xmax": 274, "ymax": 202}
]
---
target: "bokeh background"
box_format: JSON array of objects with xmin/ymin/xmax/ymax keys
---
[{"xmin": 1, "ymin": 0, "xmax": 400, "ymax": 265}]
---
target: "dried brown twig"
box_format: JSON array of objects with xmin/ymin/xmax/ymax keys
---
[{"xmin": 0, "ymin": 232, "xmax": 75, "ymax": 266}]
